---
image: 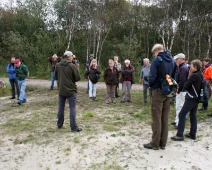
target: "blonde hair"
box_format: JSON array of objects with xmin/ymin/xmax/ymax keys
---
[
  {"xmin": 90, "ymin": 59, "xmax": 97, "ymax": 67},
  {"xmin": 108, "ymin": 59, "xmax": 114, "ymax": 64},
  {"xmin": 52, "ymin": 54, "xmax": 58, "ymax": 58},
  {"xmin": 151, "ymin": 44, "xmax": 164, "ymax": 53}
]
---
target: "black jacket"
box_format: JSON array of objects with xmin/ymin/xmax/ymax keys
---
[
  {"xmin": 176, "ymin": 62, "xmax": 189, "ymax": 93},
  {"xmin": 183, "ymin": 70, "xmax": 203, "ymax": 99},
  {"xmin": 85, "ymin": 67, "xmax": 101, "ymax": 84},
  {"xmin": 149, "ymin": 51, "xmax": 178, "ymax": 90}
]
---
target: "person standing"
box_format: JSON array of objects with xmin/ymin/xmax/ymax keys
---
[
  {"xmin": 6, "ymin": 56, "xmax": 20, "ymax": 99},
  {"xmin": 55, "ymin": 51, "xmax": 81, "ymax": 132},
  {"xmin": 143, "ymin": 44, "xmax": 177, "ymax": 150},
  {"xmin": 72, "ymin": 55, "xmax": 80, "ymax": 70},
  {"xmin": 171, "ymin": 53, "xmax": 189, "ymax": 129},
  {"xmin": 120, "ymin": 60, "xmax": 134, "ymax": 103},
  {"xmin": 171, "ymin": 60, "xmax": 203, "ymax": 141},
  {"xmin": 47, "ymin": 54, "xmax": 61, "ymax": 90},
  {"xmin": 86, "ymin": 54, "xmax": 94, "ymax": 94},
  {"xmin": 15, "ymin": 59, "xmax": 29, "ymax": 105},
  {"xmin": 139, "ymin": 58, "xmax": 151, "ymax": 103},
  {"xmin": 198, "ymin": 58, "xmax": 212, "ymax": 112},
  {"xmin": 114, "ymin": 56, "xmax": 121, "ymax": 98},
  {"xmin": 85, "ymin": 59, "xmax": 101, "ymax": 101},
  {"xmin": 104, "ymin": 59, "xmax": 119, "ymax": 104}
]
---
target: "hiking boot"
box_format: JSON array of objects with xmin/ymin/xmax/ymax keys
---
[
  {"xmin": 90, "ymin": 97, "xmax": 93, "ymax": 101},
  {"xmin": 198, "ymin": 108, "xmax": 207, "ymax": 112},
  {"xmin": 185, "ymin": 133, "xmax": 196, "ymax": 140},
  {"xmin": 9, "ymin": 96, "xmax": 15, "ymax": 99},
  {"xmin": 207, "ymin": 113, "xmax": 212, "ymax": 117},
  {"xmin": 93, "ymin": 97, "xmax": 98, "ymax": 101},
  {"xmin": 17, "ymin": 101, "xmax": 22, "ymax": 105},
  {"xmin": 143, "ymin": 143, "xmax": 159, "ymax": 150},
  {"xmin": 71, "ymin": 127, "xmax": 82, "ymax": 132},
  {"xmin": 171, "ymin": 136, "xmax": 184, "ymax": 141},
  {"xmin": 160, "ymin": 146, "xmax": 166, "ymax": 150},
  {"xmin": 171, "ymin": 121, "xmax": 176, "ymax": 125}
]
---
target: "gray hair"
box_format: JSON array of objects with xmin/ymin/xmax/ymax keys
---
[{"xmin": 143, "ymin": 58, "xmax": 149, "ymax": 63}]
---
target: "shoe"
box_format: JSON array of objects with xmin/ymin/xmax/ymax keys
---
[
  {"xmin": 185, "ymin": 133, "xmax": 196, "ymax": 140},
  {"xmin": 198, "ymin": 108, "xmax": 207, "ymax": 112},
  {"xmin": 17, "ymin": 101, "xmax": 22, "ymax": 105},
  {"xmin": 160, "ymin": 146, "xmax": 166, "ymax": 150},
  {"xmin": 171, "ymin": 136, "xmax": 184, "ymax": 141},
  {"xmin": 93, "ymin": 97, "xmax": 98, "ymax": 101},
  {"xmin": 90, "ymin": 97, "xmax": 93, "ymax": 101},
  {"xmin": 143, "ymin": 143, "xmax": 159, "ymax": 150},
  {"xmin": 207, "ymin": 113, "xmax": 212, "ymax": 117},
  {"xmin": 127, "ymin": 99, "xmax": 131, "ymax": 102},
  {"xmin": 22, "ymin": 100, "xmax": 27, "ymax": 103},
  {"xmin": 115, "ymin": 95, "xmax": 120, "ymax": 98},
  {"xmin": 121, "ymin": 100, "xmax": 125, "ymax": 103},
  {"xmin": 58, "ymin": 125, "xmax": 63, "ymax": 129},
  {"xmin": 9, "ymin": 96, "xmax": 15, "ymax": 99},
  {"xmin": 49, "ymin": 87, "xmax": 53, "ymax": 90},
  {"xmin": 71, "ymin": 127, "xmax": 82, "ymax": 132},
  {"xmin": 171, "ymin": 121, "xmax": 176, "ymax": 125}
]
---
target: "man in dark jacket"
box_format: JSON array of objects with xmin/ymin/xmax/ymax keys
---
[
  {"xmin": 143, "ymin": 44, "xmax": 177, "ymax": 150},
  {"xmin": 171, "ymin": 53, "xmax": 189, "ymax": 129},
  {"xmin": 55, "ymin": 51, "xmax": 81, "ymax": 132},
  {"xmin": 6, "ymin": 56, "xmax": 20, "ymax": 99}
]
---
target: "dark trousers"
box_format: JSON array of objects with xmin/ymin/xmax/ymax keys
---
[
  {"xmin": 9, "ymin": 79, "xmax": 20, "ymax": 98},
  {"xmin": 115, "ymin": 83, "xmax": 119, "ymax": 96},
  {"xmin": 151, "ymin": 89, "xmax": 171, "ymax": 148},
  {"xmin": 143, "ymin": 84, "xmax": 149, "ymax": 102},
  {"xmin": 57, "ymin": 93, "xmax": 77, "ymax": 129},
  {"xmin": 177, "ymin": 97, "xmax": 198, "ymax": 138},
  {"xmin": 202, "ymin": 101, "xmax": 208, "ymax": 109}
]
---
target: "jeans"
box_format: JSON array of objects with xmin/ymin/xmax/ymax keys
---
[
  {"xmin": 57, "ymin": 93, "xmax": 77, "ymax": 129},
  {"xmin": 9, "ymin": 79, "xmax": 20, "ymax": 98},
  {"xmin": 177, "ymin": 97, "xmax": 198, "ymax": 138},
  {"xmin": 151, "ymin": 89, "xmax": 171, "ymax": 148},
  {"xmin": 50, "ymin": 71, "xmax": 55, "ymax": 88},
  {"xmin": 143, "ymin": 84, "xmax": 149, "ymax": 103},
  {"xmin": 89, "ymin": 80, "xmax": 96, "ymax": 97},
  {"xmin": 175, "ymin": 92, "xmax": 186, "ymax": 125},
  {"xmin": 122, "ymin": 81, "xmax": 131, "ymax": 101},
  {"xmin": 18, "ymin": 79, "xmax": 26, "ymax": 102}
]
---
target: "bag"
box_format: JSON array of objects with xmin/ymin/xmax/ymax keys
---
[
  {"xmin": 159, "ymin": 56, "xmax": 178, "ymax": 98},
  {"xmin": 192, "ymin": 78, "xmax": 211, "ymax": 103}
]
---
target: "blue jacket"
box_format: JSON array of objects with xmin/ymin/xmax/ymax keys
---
[
  {"xmin": 6, "ymin": 63, "xmax": 17, "ymax": 80},
  {"xmin": 149, "ymin": 51, "xmax": 178, "ymax": 90}
]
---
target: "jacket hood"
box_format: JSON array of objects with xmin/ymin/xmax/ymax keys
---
[
  {"xmin": 60, "ymin": 58, "xmax": 72, "ymax": 66},
  {"xmin": 158, "ymin": 51, "xmax": 173, "ymax": 62}
]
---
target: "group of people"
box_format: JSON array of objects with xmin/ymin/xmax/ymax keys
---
[
  {"xmin": 6, "ymin": 43, "xmax": 212, "ymax": 147},
  {"xmin": 6, "ymin": 57, "xmax": 29, "ymax": 105}
]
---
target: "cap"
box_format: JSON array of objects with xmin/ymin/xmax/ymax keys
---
[
  {"xmin": 174, "ymin": 53, "xmax": 185, "ymax": 60},
  {"xmin": 14, "ymin": 59, "xmax": 20, "ymax": 66},
  {"xmin": 64, "ymin": 51, "xmax": 73, "ymax": 57}
]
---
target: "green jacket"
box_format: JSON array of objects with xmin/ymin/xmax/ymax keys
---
[
  {"xmin": 55, "ymin": 58, "xmax": 81, "ymax": 96},
  {"xmin": 15, "ymin": 63, "xmax": 29, "ymax": 80}
]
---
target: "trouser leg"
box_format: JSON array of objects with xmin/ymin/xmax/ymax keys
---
[
  {"xmin": 57, "ymin": 95, "xmax": 66, "ymax": 128},
  {"xmin": 68, "ymin": 93, "xmax": 77, "ymax": 129}
]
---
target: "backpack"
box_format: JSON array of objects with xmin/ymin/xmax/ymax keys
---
[
  {"xmin": 159, "ymin": 57, "xmax": 178, "ymax": 98},
  {"xmin": 192, "ymin": 77, "xmax": 211, "ymax": 103}
]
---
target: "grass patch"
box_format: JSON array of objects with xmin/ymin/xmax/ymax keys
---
[
  {"xmin": 84, "ymin": 111, "xmax": 94, "ymax": 117},
  {"xmin": 23, "ymin": 134, "xmax": 36, "ymax": 144},
  {"xmin": 103, "ymin": 124, "xmax": 119, "ymax": 132}
]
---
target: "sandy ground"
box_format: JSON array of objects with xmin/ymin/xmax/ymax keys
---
[{"xmin": 0, "ymin": 78, "xmax": 212, "ymax": 170}]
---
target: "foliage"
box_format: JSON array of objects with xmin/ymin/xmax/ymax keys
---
[{"xmin": 0, "ymin": 0, "xmax": 211, "ymax": 77}]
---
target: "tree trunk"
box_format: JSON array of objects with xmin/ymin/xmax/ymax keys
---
[{"xmin": 206, "ymin": 34, "xmax": 211, "ymax": 58}]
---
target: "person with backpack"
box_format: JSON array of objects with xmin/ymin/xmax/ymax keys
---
[
  {"xmin": 85, "ymin": 59, "xmax": 101, "ymax": 101},
  {"xmin": 143, "ymin": 44, "xmax": 177, "ymax": 150},
  {"xmin": 6, "ymin": 56, "xmax": 20, "ymax": 99},
  {"xmin": 171, "ymin": 53, "xmax": 189, "ymax": 129},
  {"xmin": 198, "ymin": 58, "xmax": 212, "ymax": 112},
  {"xmin": 171, "ymin": 60, "xmax": 203, "ymax": 141},
  {"xmin": 104, "ymin": 59, "xmax": 119, "ymax": 104}
]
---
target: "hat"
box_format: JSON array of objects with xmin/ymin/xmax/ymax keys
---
[
  {"xmin": 14, "ymin": 59, "xmax": 20, "ymax": 66},
  {"xmin": 64, "ymin": 51, "xmax": 73, "ymax": 57},
  {"xmin": 174, "ymin": 53, "xmax": 185, "ymax": 60}
]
